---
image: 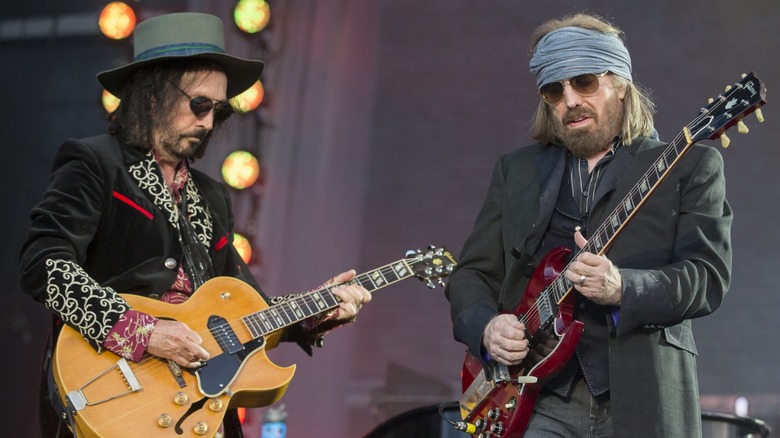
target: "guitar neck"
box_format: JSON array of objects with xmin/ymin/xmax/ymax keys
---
[
  {"xmin": 546, "ymin": 134, "xmax": 694, "ymax": 305},
  {"xmin": 242, "ymin": 259, "xmax": 415, "ymax": 339}
]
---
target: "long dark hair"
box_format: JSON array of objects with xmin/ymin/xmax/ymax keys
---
[{"xmin": 107, "ymin": 59, "xmax": 231, "ymax": 160}]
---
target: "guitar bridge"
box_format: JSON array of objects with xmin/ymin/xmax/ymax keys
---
[{"xmin": 67, "ymin": 358, "xmax": 142, "ymax": 411}]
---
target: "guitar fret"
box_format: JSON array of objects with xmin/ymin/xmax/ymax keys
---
[
  {"xmin": 381, "ymin": 268, "xmax": 398, "ymax": 283},
  {"xmin": 593, "ymin": 233, "xmax": 603, "ymax": 251},
  {"xmin": 363, "ymin": 273, "xmax": 379, "ymax": 290},
  {"xmin": 655, "ymin": 158, "xmax": 667, "ymax": 173},
  {"xmin": 298, "ymin": 294, "xmax": 318, "ymax": 316},
  {"xmin": 369, "ymin": 270, "xmax": 387, "ymax": 287},
  {"xmin": 610, "ymin": 214, "xmax": 620, "ymax": 230},
  {"xmin": 288, "ymin": 299, "xmax": 305, "ymax": 319},
  {"xmin": 244, "ymin": 314, "xmax": 263, "ymax": 338},
  {"xmin": 257, "ymin": 312, "xmax": 276, "ymax": 332},
  {"xmin": 639, "ymin": 177, "xmax": 650, "ymax": 194},
  {"xmin": 279, "ymin": 302, "xmax": 297, "ymax": 323},
  {"xmin": 322, "ymin": 290, "xmax": 340, "ymax": 307},
  {"xmin": 393, "ymin": 261, "xmax": 409, "ymax": 278},
  {"xmin": 311, "ymin": 291, "xmax": 329, "ymax": 310},
  {"xmin": 268, "ymin": 308, "xmax": 285, "ymax": 326},
  {"xmin": 623, "ymin": 197, "xmax": 634, "ymax": 213}
]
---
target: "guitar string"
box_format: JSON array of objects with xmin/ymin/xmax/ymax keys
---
[
  {"xmin": 230, "ymin": 259, "xmax": 436, "ymax": 345},
  {"xmin": 516, "ymin": 88, "xmax": 734, "ymax": 334}
]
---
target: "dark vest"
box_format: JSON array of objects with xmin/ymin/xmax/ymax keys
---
[{"xmin": 534, "ymin": 176, "xmax": 610, "ymax": 398}]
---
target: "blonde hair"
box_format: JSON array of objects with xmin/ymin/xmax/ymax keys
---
[{"xmin": 530, "ymin": 14, "xmax": 656, "ymax": 145}]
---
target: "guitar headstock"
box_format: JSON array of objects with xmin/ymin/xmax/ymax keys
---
[
  {"xmin": 405, "ymin": 245, "xmax": 458, "ymax": 288},
  {"xmin": 689, "ymin": 72, "xmax": 767, "ymax": 146}
]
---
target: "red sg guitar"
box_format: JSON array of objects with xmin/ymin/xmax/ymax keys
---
[{"xmin": 458, "ymin": 72, "xmax": 766, "ymax": 437}]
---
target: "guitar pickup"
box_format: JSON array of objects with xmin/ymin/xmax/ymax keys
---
[{"xmin": 484, "ymin": 361, "xmax": 511, "ymax": 383}]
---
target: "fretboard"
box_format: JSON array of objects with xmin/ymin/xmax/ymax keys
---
[{"xmin": 242, "ymin": 258, "xmax": 415, "ymax": 339}]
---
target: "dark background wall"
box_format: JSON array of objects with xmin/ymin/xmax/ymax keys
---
[{"xmin": 1, "ymin": 1, "xmax": 778, "ymax": 436}]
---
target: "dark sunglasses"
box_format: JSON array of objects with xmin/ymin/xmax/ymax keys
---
[
  {"xmin": 539, "ymin": 71, "xmax": 609, "ymax": 104},
  {"xmin": 169, "ymin": 80, "xmax": 234, "ymax": 121}
]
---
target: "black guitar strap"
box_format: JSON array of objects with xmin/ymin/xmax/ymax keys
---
[{"xmin": 44, "ymin": 324, "xmax": 79, "ymax": 437}]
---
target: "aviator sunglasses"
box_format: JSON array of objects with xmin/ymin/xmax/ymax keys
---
[
  {"xmin": 168, "ymin": 80, "xmax": 234, "ymax": 121},
  {"xmin": 539, "ymin": 71, "xmax": 609, "ymax": 104}
]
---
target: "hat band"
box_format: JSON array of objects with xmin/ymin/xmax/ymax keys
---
[{"xmin": 134, "ymin": 42, "xmax": 226, "ymax": 62}]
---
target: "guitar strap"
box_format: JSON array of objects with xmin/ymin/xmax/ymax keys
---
[{"xmin": 44, "ymin": 325, "xmax": 79, "ymax": 437}]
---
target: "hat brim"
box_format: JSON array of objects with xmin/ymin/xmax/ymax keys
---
[{"xmin": 97, "ymin": 52, "xmax": 264, "ymax": 99}]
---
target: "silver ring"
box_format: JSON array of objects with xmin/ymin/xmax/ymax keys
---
[{"xmin": 577, "ymin": 275, "xmax": 586, "ymax": 286}]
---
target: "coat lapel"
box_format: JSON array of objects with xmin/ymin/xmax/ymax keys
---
[
  {"xmin": 520, "ymin": 144, "xmax": 568, "ymax": 256},
  {"xmin": 121, "ymin": 145, "xmax": 213, "ymax": 247},
  {"xmin": 589, "ymin": 137, "xmax": 653, "ymax": 224}
]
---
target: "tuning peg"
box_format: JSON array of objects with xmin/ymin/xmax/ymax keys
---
[
  {"xmin": 737, "ymin": 120, "xmax": 749, "ymax": 134},
  {"xmin": 426, "ymin": 280, "xmax": 435, "ymax": 289},
  {"xmin": 708, "ymin": 98, "xmax": 714, "ymax": 104},
  {"xmin": 720, "ymin": 132, "xmax": 731, "ymax": 148},
  {"xmin": 438, "ymin": 279, "xmax": 446, "ymax": 287},
  {"xmin": 755, "ymin": 108, "xmax": 765, "ymax": 123},
  {"xmin": 725, "ymin": 85, "xmax": 732, "ymax": 92}
]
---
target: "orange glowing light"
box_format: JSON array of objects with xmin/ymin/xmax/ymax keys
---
[
  {"xmin": 222, "ymin": 151, "xmax": 261, "ymax": 190},
  {"xmin": 234, "ymin": 0, "xmax": 271, "ymax": 34},
  {"xmin": 233, "ymin": 233, "xmax": 253, "ymax": 264},
  {"xmin": 230, "ymin": 81, "xmax": 265, "ymax": 114},
  {"xmin": 101, "ymin": 89, "xmax": 121, "ymax": 113},
  {"xmin": 99, "ymin": 2, "xmax": 137, "ymax": 40}
]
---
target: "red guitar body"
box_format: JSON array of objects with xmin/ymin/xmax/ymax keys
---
[{"xmin": 459, "ymin": 247, "xmax": 584, "ymax": 437}]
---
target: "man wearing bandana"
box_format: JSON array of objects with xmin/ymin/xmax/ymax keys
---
[{"xmin": 446, "ymin": 13, "xmax": 731, "ymax": 436}]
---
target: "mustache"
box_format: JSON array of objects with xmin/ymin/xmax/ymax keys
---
[
  {"xmin": 563, "ymin": 108, "xmax": 597, "ymax": 124},
  {"xmin": 180, "ymin": 129, "xmax": 209, "ymax": 142}
]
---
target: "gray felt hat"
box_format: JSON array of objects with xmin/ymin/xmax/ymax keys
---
[{"xmin": 97, "ymin": 12, "xmax": 264, "ymax": 98}]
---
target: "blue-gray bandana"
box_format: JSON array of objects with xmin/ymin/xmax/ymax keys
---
[{"xmin": 529, "ymin": 27, "xmax": 632, "ymax": 89}]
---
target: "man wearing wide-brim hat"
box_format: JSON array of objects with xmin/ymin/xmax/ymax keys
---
[{"xmin": 19, "ymin": 12, "xmax": 371, "ymax": 438}]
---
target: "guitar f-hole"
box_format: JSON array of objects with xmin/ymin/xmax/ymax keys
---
[{"xmin": 174, "ymin": 397, "xmax": 208, "ymax": 435}]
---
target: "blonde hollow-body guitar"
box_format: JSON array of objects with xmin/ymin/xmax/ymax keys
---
[{"xmin": 53, "ymin": 246, "xmax": 456, "ymax": 437}]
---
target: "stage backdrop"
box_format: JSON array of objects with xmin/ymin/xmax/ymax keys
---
[{"xmin": 1, "ymin": 0, "xmax": 778, "ymax": 436}]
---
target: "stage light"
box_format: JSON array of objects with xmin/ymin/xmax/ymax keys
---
[
  {"xmin": 233, "ymin": 232, "xmax": 253, "ymax": 264},
  {"xmin": 231, "ymin": 80, "xmax": 265, "ymax": 114},
  {"xmin": 234, "ymin": 0, "xmax": 271, "ymax": 34},
  {"xmin": 99, "ymin": 2, "xmax": 136, "ymax": 40},
  {"xmin": 222, "ymin": 150, "xmax": 261, "ymax": 190},
  {"xmin": 101, "ymin": 89, "xmax": 121, "ymax": 113}
]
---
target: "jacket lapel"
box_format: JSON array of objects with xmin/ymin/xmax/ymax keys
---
[
  {"xmin": 520, "ymin": 144, "xmax": 568, "ymax": 256},
  {"xmin": 121, "ymin": 145, "xmax": 213, "ymax": 247},
  {"xmin": 589, "ymin": 137, "xmax": 653, "ymax": 223}
]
